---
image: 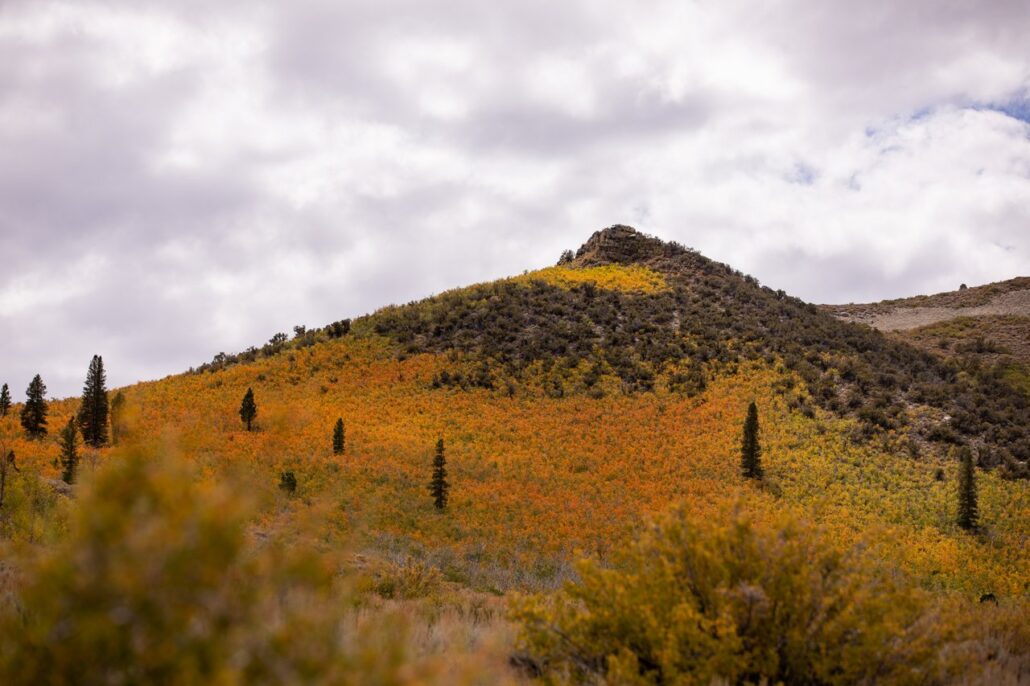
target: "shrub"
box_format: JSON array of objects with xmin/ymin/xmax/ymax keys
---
[
  {"xmin": 0, "ymin": 450, "xmax": 492, "ymax": 685},
  {"xmin": 511, "ymin": 505, "xmax": 944, "ymax": 685}
]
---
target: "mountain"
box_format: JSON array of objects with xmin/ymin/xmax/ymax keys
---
[
  {"xmin": 824, "ymin": 277, "xmax": 1030, "ymax": 395},
  {"xmin": 2, "ymin": 226, "xmax": 1028, "ymax": 684},
  {"xmin": 362, "ymin": 226, "xmax": 1029, "ymax": 476}
]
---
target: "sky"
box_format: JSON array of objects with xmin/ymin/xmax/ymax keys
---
[{"xmin": 1, "ymin": 0, "xmax": 1029, "ymax": 398}]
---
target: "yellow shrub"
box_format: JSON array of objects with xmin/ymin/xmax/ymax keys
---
[
  {"xmin": 511, "ymin": 504, "xmax": 948, "ymax": 685},
  {"xmin": 0, "ymin": 449, "xmax": 504, "ymax": 685},
  {"xmin": 509, "ymin": 265, "xmax": 668, "ymax": 293}
]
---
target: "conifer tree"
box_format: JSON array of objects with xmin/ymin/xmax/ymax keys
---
[
  {"xmin": 110, "ymin": 391, "xmax": 126, "ymax": 445},
  {"xmin": 77, "ymin": 355, "xmax": 109, "ymax": 448},
  {"xmin": 279, "ymin": 470, "xmax": 297, "ymax": 495},
  {"xmin": 239, "ymin": 388, "xmax": 257, "ymax": 431},
  {"xmin": 0, "ymin": 449, "xmax": 16, "ymax": 510},
  {"xmin": 20, "ymin": 375, "xmax": 48, "ymax": 439},
  {"xmin": 0, "ymin": 383, "xmax": 10, "ymax": 417},
  {"xmin": 332, "ymin": 418, "xmax": 345, "ymax": 455},
  {"xmin": 428, "ymin": 438, "xmax": 449, "ymax": 510},
  {"xmin": 957, "ymin": 446, "xmax": 979, "ymax": 531},
  {"xmin": 58, "ymin": 417, "xmax": 80, "ymax": 484},
  {"xmin": 741, "ymin": 401, "xmax": 763, "ymax": 480}
]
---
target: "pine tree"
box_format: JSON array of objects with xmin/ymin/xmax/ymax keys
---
[
  {"xmin": 741, "ymin": 401, "xmax": 763, "ymax": 480},
  {"xmin": 20, "ymin": 375, "xmax": 48, "ymax": 439},
  {"xmin": 428, "ymin": 438, "xmax": 449, "ymax": 510},
  {"xmin": 332, "ymin": 418, "xmax": 345, "ymax": 455},
  {"xmin": 0, "ymin": 450, "xmax": 17, "ymax": 510},
  {"xmin": 58, "ymin": 417, "xmax": 80, "ymax": 484},
  {"xmin": 110, "ymin": 391, "xmax": 126, "ymax": 445},
  {"xmin": 239, "ymin": 388, "xmax": 257, "ymax": 431},
  {"xmin": 279, "ymin": 470, "xmax": 297, "ymax": 495},
  {"xmin": 77, "ymin": 355, "xmax": 109, "ymax": 448},
  {"xmin": 0, "ymin": 383, "xmax": 10, "ymax": 417},
  {"xmin": 957, "ymin": 446, "xmax": 979, "ymax": 531}
]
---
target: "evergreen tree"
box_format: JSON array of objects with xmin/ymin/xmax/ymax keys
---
[
  {"xmin": 957, "ymin": 446, "xmax": 979, "ymax": 531},
  {"xmin": 332, "ymin": 418, "xmax": 345, "ymax": 455},
  {"xmin": 58, "ymin": 417, "xmax": 80, "ymax": 484},
  {"xmin": 239, "ymin": 388, "xmax": 257, "ymax": 431},
  {"xmin": 0, "ymin": 450, "xmax": 17, "ymax": 510},
  {"xmin": 20, "ymin": 375, "xmax": 48, "ymax": 439},
  {"xmin": 278, "ymin": 470, "xmax": 297, "ymax": 495},
  {"xmin": 110, "ymin": 391, "xmax": 126, "ymax": 445},
  {"xmin": 741, "ymin": 401, "xmax": 763, "ymax": 480},
  {"xmin": 428, "ymin": 438, "xmax": 449, "ymax": 510},
  {"xmin": 77, "ymin": 355, "xmax": 109, "ymax": 448},
  {"xmin": 0, "ymin": 382, "xmax": 10, "ymax": 417}
]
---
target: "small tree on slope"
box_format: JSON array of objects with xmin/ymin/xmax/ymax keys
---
[
  {"xmin": 20, "ymin": 375, "xmax": 48, "ymax": 439},
  {"xmin": 109, "ymin": 391, "xmax": 126, "ymax": 445},
  {"xmin": 78, "ymin": 355, "xmax": 109, "ymax": 448},
  {"xmin": 741, "ymin": 401, "xmax": 763, "ymax": 480},
  {"xmin": 428, "ymin": 438, "xmax": 449, "ymax": 510},
  {"xmin": 957, "ymin": 446, "xmax": 979, "ymax": 531},
  {"xmin": 239, "ymin": 388, "xmax": 257, "ymax": 432},
  {"xmin": 0, "ymin": 383, "xmax": 10, "ymax": 417},
  {"xmin": 332, "ymin": 418, "xmax": 345, "ymax": 455},
  {"xmin": 58, "ymin": 417, "xmax": 80, "ymax": 484}
]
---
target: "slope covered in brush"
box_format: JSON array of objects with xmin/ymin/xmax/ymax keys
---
[
  {"xmin": 4, "ymin": 227, "xmax": 1029, "ymax": 683},
  {"xmin": 365, "ymin": 226, "xmax": 1029, "ymax": 476}
]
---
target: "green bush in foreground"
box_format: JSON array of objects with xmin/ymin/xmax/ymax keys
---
[{"xmin": 511, "ymin": 505, "xmax": 948, "ymax": 685}]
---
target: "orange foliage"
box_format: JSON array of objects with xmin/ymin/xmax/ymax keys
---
[{"xmin": 8, "ymin": 333, "xmax": 1026, "ymax": 599}]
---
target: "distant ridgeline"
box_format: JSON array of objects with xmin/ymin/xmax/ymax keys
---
[{"xmin": 195, "ymin": 225, "xmax": 1029, "ymax": 477}]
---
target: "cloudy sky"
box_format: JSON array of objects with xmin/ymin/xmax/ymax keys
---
[{"xmin": 2, "ymin": 0, "xmax": 1029, "ymax": 398}]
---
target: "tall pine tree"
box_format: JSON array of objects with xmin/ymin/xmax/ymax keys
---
[
  {"xmin": 0, "ymin": 383, "xmax": 10, "ymax": 417},
  {"xmin": 741, "ymin": 401, "xmax": 763, "ymax": 480},
  {"xmin": 58, "ymin": 417, "xmax": 80, "ymax": 484},
  {"xmin": 20, "ymin": 375, "xmax": 48, "ymax": 439},
  {"xmin": 332, "ymin": 418, "xmax": 345, "ymax": 455},
  {"xmin": 428, "ymin": 438, "xmax": 449, "ymax": 510},
  {"xmin": 957, "ymin": 446, "xmax": 979, "ymax": 531},
  {"xmin": 77, "ymin": 355, "xmax": 109, "ymax": 448},
  {"xmin": 239, "ymin": 388, "xmax": 257, "ymax": 431}
]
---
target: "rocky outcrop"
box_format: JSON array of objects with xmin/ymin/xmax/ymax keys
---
[{"xmin": 572, "ymin": 225, "xmax": 687, "ymax": 267}]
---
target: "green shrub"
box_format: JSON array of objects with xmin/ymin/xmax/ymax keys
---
[{"xmin": 511, "ymin": 505, "xmax": 945, "ymax": 685}]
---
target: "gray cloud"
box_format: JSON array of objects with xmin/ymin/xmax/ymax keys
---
[{"xmin": 1, "ymin": 0, "xmax": 1029, "ymax": 397}]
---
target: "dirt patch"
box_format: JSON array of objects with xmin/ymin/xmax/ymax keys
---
[{"xmin": 827, "ymin": 289, "xmax": 1030, "ymax": 331}]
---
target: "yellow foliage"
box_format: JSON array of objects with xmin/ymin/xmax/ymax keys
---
[
  {"xmin": 511, "ymin": 504, "xmax": 950, "ymax": 685},
  {"xmin": 0, "ymin": 448, "xmax": 515, "ymax": 685},
  {"xmin": 508, "ymin": 265, "xmax": 668, "ymax": 293},
  {"xmin": 2, "ymin": 327, "xmax": 1028, "ymax": 682}
]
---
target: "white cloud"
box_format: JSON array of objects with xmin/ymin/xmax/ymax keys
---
[{"xmin": 0, "ymin": 0, "xmax": 1028, "ymax": 396}]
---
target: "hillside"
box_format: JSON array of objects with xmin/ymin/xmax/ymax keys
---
[
  {"xmin": 1, "ymin": 226, "xmax": 1028, "ymax": 684},
  {"xmin": 362, "ymin": 227, "xmax": 1029, "ymax": 476},
  {"xmin": 823, "ymin": 277, "xmax": 1030, "ymax": 331},
  {"xmin": 824, "ymin": 277, "xmax": 1030, "ymax": 399}
]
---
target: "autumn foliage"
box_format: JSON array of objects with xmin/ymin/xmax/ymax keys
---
[
  {"xmin": 0, "ymin": 258, "xmax": 1027, "ymax": 683},
  {"xmin": 512, "ymin": 505, "xmax": 948, "ymax": 685}
]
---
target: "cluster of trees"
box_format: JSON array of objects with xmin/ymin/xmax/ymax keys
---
[
  {"xmin": 237, "ymin": 388, "xmax": 448, "ymax": 509},
  {"xmin": 2, "ymin": 356, "xmax": 111, "ymax": 487}
]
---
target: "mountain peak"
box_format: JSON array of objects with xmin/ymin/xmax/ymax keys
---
[{"xmin": 572, "ymin": 225, "xmax": 679, "ymax": 266}]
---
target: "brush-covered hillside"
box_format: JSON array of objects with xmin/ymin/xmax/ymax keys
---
[
  {"xmin": 1, "ymin": 226, "xmax": 1028, "ymax": 685},
  {"xmin": 824, "ymin": 277, "xmax": 1030, "ymax": 398}
]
